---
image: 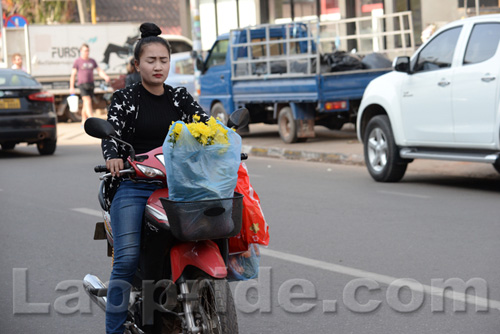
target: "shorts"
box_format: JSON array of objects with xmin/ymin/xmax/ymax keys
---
[{"xmin": 78, "ymin": 83, "xmax": 95, "ymax": 97}]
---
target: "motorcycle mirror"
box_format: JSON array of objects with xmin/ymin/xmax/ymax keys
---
[
  {"xmin": 84, "ymin": 117, "xmax": 137, "ymax": 161},
  {"xmin": 84, "ymin": 117, "xmax": 115, "ymax": 139},
  {"xmin": 227, "ymin": 108, "xmax": 250, "ymax": 130}
]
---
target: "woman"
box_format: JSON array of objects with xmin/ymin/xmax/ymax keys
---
[{"xmin": 102, "ymin": 22, "xmax": 208, "ymax": 334}]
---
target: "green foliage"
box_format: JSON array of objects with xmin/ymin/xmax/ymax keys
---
[{"xmin": 3, "ymin": 0, "xmax": 77, "ymax": 24}]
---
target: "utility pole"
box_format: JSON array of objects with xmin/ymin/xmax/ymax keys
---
[
  {"xmin": 76, "ymin": 0, "xmax": 88, "ymax": 23},
  {"xmin": 91, "ymin": 0, "xmax": 97, "ymax": 24},
  {"xmin": 190, "ymin": 0, "xmax": 202, "ymax": 99}
]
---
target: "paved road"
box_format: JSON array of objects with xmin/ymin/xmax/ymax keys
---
[
  {"xmin": 57, "ymin": 121, "xmax": 500, "ymax": 180},
  {"xmin": 1, "ymin": 142, "xmax": 499, "ymax": 333}
]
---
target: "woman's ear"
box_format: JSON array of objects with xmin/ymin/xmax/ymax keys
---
[{"xmin": 134, "ymin": 59, "xmax": 140, "ymax": 72}]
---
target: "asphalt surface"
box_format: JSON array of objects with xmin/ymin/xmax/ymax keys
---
[{"xmin": 56, "ymin": 120, "xmax": 499, "ymax": 180}]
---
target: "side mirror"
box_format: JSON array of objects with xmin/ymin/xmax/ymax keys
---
[
  {"xmin": 84, "ymin": 117, "xmax": 115, "ymax": 139},
  {"xmin": 191, "ymin": 50, "xmax": 205, "ymax": 72},
  {"xmin": 195, "ymin": 56, "xmax": 204, "ymax": 72},
  {"xmin": 84, "ymin": 117, "xmax": 137, "ymax": 161},
  {"xmin": 227, "ymin": 108, "xmax": 250, "ymax": 129},
  {"xmin": 393, "ymin": 56, "xmax": 411, "ymax": 73}
]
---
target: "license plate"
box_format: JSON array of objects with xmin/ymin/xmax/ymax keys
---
[{"xmin": 0, "ymin": 98, "xmax": 21, "ymax": 109}]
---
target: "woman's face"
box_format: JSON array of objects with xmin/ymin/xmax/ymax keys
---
[{"xmin": 135, "ymin": 43, "xmax": 170, "ymax": 90}]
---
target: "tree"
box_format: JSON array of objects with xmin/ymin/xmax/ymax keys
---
[{"xmin": 2, "ymin": 0, "xmax": 77, "ymax": 24}]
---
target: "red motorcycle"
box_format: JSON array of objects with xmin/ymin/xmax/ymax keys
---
[{"xmin": 83, "ymin": 109, "xmax": 249, "ymax": 334}]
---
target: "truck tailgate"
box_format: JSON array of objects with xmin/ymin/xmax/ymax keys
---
[
  {"xmin": 321, "ymin": 69, "xmax": 391, "ymax": 101},
  {"xmin": 232, "ymin": 76, "xmax": 319, "ymax": 104}
]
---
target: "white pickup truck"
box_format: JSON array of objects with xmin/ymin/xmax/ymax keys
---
[{"xmin": 357, "ymin": 14, "xmax": 500, "ymax": 182}]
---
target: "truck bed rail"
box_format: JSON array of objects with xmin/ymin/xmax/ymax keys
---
[{"xmin": 230, "ymin": 12, "xmax": 414, "ymax": 81}]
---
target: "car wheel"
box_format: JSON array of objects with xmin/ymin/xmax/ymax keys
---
[
  {"xmin": 1, "ymin": 142, "xmax": 15, "ymax": 150},
  {"xmin": 37, "ymin": 139, "xmax": 57, "ymax": 155},
  {"xmin": 363, "ymin": 115, "xmax": 407, "ymax": 182},
  {"xmin": 211, "ymin": 102, "xmax": 228, "ymax": 125}
]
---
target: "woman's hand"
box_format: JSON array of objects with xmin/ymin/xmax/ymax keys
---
[{"xmin": 106, "ymin": 158, "xmax": 124, "ymax": 177}]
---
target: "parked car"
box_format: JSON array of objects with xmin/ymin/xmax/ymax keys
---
[
  {"xmin": 160, "ymin": 34, "xmax": 193, "ymax": 53},
  {"xmin": 165, "ymin": 51, "xmax": 196, "ymax": 96},
  {"xmin": 357, "ymin": 14, "xmax": 500, "ymax": 182},
  {"xmin": 0, "ymin": 69, "xmax": 57, "ymax": 155}
]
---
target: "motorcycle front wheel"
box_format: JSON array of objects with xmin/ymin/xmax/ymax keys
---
[{"xmin": 196, "ymin": 278, "xmax": 238, "ymax": 334}]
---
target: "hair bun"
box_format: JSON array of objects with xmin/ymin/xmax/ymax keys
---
[{"xmin": 140, "ymin": 23, "xmax": 162, "ymax": 38}]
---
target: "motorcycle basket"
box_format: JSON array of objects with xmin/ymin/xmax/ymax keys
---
[{"xmin": 160, "ymin": 193, "xmax": 243, "ymax": 241}]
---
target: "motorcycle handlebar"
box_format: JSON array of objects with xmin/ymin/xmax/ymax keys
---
[
  {"xmin": 94, "ymin": 165, "xmax": 108, "ymax": 173},
  {"xmin": 94, "ymin": 155, "xmax": 246, "ymax": 177},
  {"xmin": 94, "ymin": 161, "xmax": 132, "ymax": 173}
]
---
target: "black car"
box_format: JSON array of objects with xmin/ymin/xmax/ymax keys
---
[{"xmin": 0, "ymin": 69, "xmax": 57, "ymax": 155}]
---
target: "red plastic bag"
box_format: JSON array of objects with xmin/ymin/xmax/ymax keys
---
[{"xmin": 229, "ymin": 163, "xmax": 269, "ymax": 254}]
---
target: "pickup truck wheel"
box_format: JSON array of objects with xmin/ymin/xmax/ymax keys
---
[
  {"xmin": 278, "ymin": 107, "xmax": 303, "ymax": 143},
  {"xmin": 364, "ymin": 115, "xmax": 407, "ymax": 182},
  {"xmin": 211, "ymin": 103, "xmax": 228, "ymax": 125},
  {"xmin": 493, "ymin": 159, "xmax": 500, "ymax": 174}
]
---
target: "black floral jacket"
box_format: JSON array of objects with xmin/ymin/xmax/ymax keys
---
[{"xmin": 101, "ymin": 82, "xmax": 209, "ymax": 208}]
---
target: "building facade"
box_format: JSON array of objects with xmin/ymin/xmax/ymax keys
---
[{"xmin": 95, "ymin": 0, "xmax": 500, "ymax": 50}]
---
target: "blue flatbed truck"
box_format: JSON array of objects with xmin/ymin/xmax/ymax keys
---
[{"xmin": 197, "ymin": 17, "xmax": 413, "ymax": 143}]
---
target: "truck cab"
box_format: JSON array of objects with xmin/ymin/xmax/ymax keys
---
[{"xmin": 357, "ymin": 14, "xmax": 500, "ymax": 182}]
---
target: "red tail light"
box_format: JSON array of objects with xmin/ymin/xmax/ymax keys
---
[
  {"xmin": 325, "ymin": 101, "xmax": 348, "ymax": 110},
  {"xmin": 28, "ymin": 92, "xmax": 54, "ymax": 103}
]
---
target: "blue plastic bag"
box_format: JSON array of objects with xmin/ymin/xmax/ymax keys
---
[
  {"xmin": 162, "ymin": 120, "xmax": 242, "ymax": 201},
  {"xmin": 228, "ymin": 244, "xmax": 260, "ymax": 281}
]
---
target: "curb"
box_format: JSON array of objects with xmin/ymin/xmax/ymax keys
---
[{"xmin": 241, "ymin": 145, "xmax": 365, "ymax": 166}]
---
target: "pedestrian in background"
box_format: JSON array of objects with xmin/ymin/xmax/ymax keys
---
[
  {"xmin": 11, "ymin": 53, "xmax": 26, "ymax": 71},
  {"xmin": 125, "ymin": 57, "xmax": 141, "ymax": 87},
  {"xmin": 70, "ymin": 44, "xmax": 110, "ymax": 126}
]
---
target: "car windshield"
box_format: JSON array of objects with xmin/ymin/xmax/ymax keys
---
[
  {"xmin": 0, "ymin": 71, "xmax": 40, "ymax": 88},
  {"xmin": 175, "ymin": 58, "xmax": 194, "ymax": 75},
  {"xmin": 170, "ymin": 41, "xmax": 193, "ymax": 53}
]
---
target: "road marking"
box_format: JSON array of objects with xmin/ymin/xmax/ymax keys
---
[
  {"xmin": 378, "ymin": 190, "xmax": 430, "ymax": 199},
  {"xmin": 260, "ymin": 248, "xmax": 500, "ymax": 311},
  {"xmin": 72, "ymin": 207, "xmax": 499, "ymax": 311},
  {"xmin": 72, "ymin": 207, "xmax": 102, "ymax": 217}
]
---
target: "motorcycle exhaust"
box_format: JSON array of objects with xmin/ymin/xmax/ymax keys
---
[{"xmin": 83, "ymin": 274, "xmax": 108, "ymax": 312}]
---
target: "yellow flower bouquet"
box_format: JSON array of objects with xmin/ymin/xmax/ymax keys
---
[
  {"xmin": 162, "ymin": 115, "xmax": 242, "ymax": 202},
  {"xmin": 168, "ymin": 115, "xmax": 230, "ymax": 146}
]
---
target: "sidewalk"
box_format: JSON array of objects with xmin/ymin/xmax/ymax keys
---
[
  {"xmin": 57, "ymin": 121, "xmax": 365, "ymax": 165},
  {"xmin": 240, "ymin": 123, "xmax": 364, "ymax": 165}
]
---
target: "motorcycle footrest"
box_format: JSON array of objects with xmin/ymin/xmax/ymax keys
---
[
  {"xmin": 179, "ymin": 293, "xmax": 198, "ymax": 302},
  {"xmin": 94, "ymin": 222, "xmax": 107, "ymax": 240}
]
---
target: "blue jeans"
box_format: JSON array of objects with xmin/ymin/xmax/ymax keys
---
[{"xmin": 106, "ymin": 180, "xmax": 161, "ymax": 334}]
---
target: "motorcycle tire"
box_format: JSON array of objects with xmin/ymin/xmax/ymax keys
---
[{"xmin": 195, "ymin": 278, "xmax": 238, "ymax": 334}]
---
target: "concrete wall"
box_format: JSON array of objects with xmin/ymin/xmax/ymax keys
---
[{"xmin": 420, "ymin": 0, "xmax": 463, "ymax": 29}]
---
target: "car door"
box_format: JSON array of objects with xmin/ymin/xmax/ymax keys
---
[
  {"xmin": 452, "ymin": 22, "xmax": 500, "ymax": 145},
  {"xmin": 198, "ymin": 38, "xmax": 232, "ymax": 111},
  {"xmin": 400, "ymin": 27, "xmax": 462, "ymax": 144}
]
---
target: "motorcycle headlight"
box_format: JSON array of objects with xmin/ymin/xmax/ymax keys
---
[{"xmin": 137, "ymin": 164, "xmax": 165, "ymax": 178}]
